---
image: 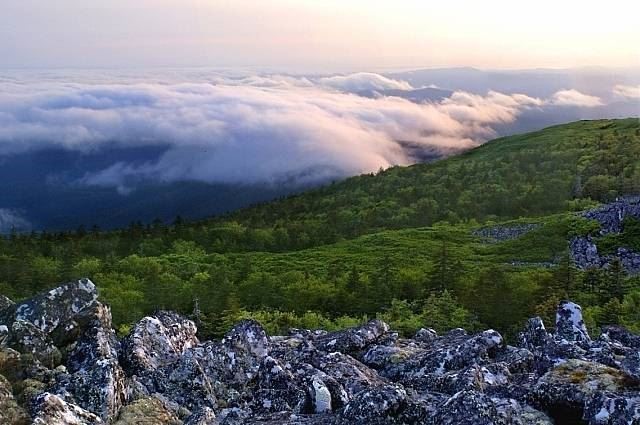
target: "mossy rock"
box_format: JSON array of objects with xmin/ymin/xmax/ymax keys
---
[
  {"xmin": 114, "ymin": 397, "xmax": 182, "ymax": 425},
  {"xmin": 0, "ymin": 374, "xmax": 30, "ymax": 425},
  {"xmin": 14, "ymin": 378, "xmax": 47, "ymax": 406},
  {"xmin": 546, "ymin": 359, "xmax": 632, "ymax": 393}
]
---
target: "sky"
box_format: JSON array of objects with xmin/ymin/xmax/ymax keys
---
[{"xmin": 1, "ymin": 0, "xmax": 639, "ymax": 71}]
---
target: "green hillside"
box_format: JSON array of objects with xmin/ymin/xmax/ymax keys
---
[
  {"xmin": 214, "ymin": 118, "xmax": 640, "ymax": 250},
  {"xmin": 1, "ymin": 118, "xmax": 639, "ymax": 339}
]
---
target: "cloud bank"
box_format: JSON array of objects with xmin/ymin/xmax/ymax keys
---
[{"xmin": 0, "ymin": 72, "xmax": 611, "ymax": 191}]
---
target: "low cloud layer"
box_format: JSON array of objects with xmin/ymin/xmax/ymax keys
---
[
  {"xmin": 550, "ymin": 89, "xmax": 603, "ymax": 107},
  {"xmin": 613, "ymin": 84, "xmax": 640, "ymax": 99},
  {"xmin": 0, "ymin": 209, "xmax": 31, "ymax": 232},
  {"xmin": 0, "ymin": 72, "xmax": 622, "ymax": 192},
  {"xmin": 317, "ymin": 72, "xmax": 413, "ymax": 92}
]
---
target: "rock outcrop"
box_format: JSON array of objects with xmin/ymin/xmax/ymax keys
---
[
  {"xmin": 1, "ymin": 281, "xmax": 640, "ymax": 424},
  {"xmin": 473, "ymin": 223, "xmax": 541, "ymax": 243},
  {"xmin": 571, "ymin": 197, "xmax": 640, "ymax": 274}
]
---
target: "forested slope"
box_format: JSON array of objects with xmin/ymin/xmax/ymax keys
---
[{"xmin": 0, "ymin": 118, "xmax": 639, "ymax": 339}]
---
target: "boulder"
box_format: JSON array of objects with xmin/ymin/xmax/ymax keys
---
[
  {"xmin": 414, "ymin": 328, "xmax": 438, "ymax": 344},
  {"xmin": 184, "ymin": 407, "xmax": 217, "ymax": 425},
  {"xmin": 433, "ymin": 390, "xmax": 552, "ymax": 425},
  {"xmin": 620, "ymin": 351, "xmax": 640, "ymax": 383}
]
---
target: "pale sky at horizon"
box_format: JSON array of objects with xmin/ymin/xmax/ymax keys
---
[{"xmin": 1, "ymin": 0, "xmax": 639, "ymax": 71}]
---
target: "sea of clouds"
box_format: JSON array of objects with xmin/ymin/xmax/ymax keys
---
[{"xmin": 0, "ymin": 70, "xmax": 637, "ymax": 194}]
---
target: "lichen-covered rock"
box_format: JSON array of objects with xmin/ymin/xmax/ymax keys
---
[
  {"xmin": 309, "ymin": 351, "xmax": 387, "ymax": 399},
  {"xmin": 14, "ymin": 279, "xmax": 98, "ymax": 334},
  {"xmin": 518, "ymin": 317, "xmax": 551, "ymax": 352},
  {"xmin": 252, "ymin": 355, "xmax": 306, "ymax": 413},
  {"xmin": 31, "ymin": 392, "xmax": 104, "ymax": 425},
  {"xmin": 13, "ymin": 377, "xmax": 47, "ymax": 406},
  {"xmin": 9, "ymin": 319, "xmax": 61, "ymax": 367},
  {"xmin": 620, "ymin": 351, "xmax": 640, "ymax": 383},
  {"xmin": 414, "ymin": 328, "xmax": 438, "ymax": 343},
  {"xmin": 53, "ymin": 302, "xmax": 128, "ymax": 421},
  {"xmin": 431, "ymin": 390, "xmax": 499, "ymax": 425},
  {"xmin": 555, "ymin": 301, "xmax": 591, "ymax": 344},
  {"xmin": 433, "ymin": 390, "xmax": 552, "ymax": 425},
  {"xmin": 184, "ymin": 406, "xmax": 216, "ymax": 425},
  {"xmin": 121, "ymin": 311, "xmax": 211, "ymax": 417},
  {"xmin": 495, "ymin": 346, "xmax": 535, "ymax": 375},
  {"xmin": 531, "ymin": 359, "xmax": 635, "ymax": 423},
  {"xmin": 583, "ymin": 392, "xmax": 640, "ymax": 424},
  {"xmin": 315, "ymin": 319, "xmax": 390, "ymax": 355},
  {"xmin": 0, "ymin": 374, "xmax": 29, "ymax": 425},
  {"xmin": 0, "ymin": 323, "xmax": 10, "ymax": 347},
  {"xmin": 122, "ymin": 311, "xmax": 198, "ymax": 373},
  {"xmin": 380, "ymin": 329, "xmax": 504, "ymax": 383},
  {"xmin": 113, "ymin": 397, "xmax": 181, "ymax": 425},
  {"xmin": 219, "ymin": 319, "xmax": 270, "ymax": 383},
  {"xmin": 601, "ymin": 325, "xmax": 640, "ymax": 349},
  {"xmin": 341, "ymin": 384, "xmax": 408, "ymax": 424}
]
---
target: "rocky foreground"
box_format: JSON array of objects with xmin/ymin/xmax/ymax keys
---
[{"xmin": 0, "ymin": 280, "xmax": 639, "ymax": 424}]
